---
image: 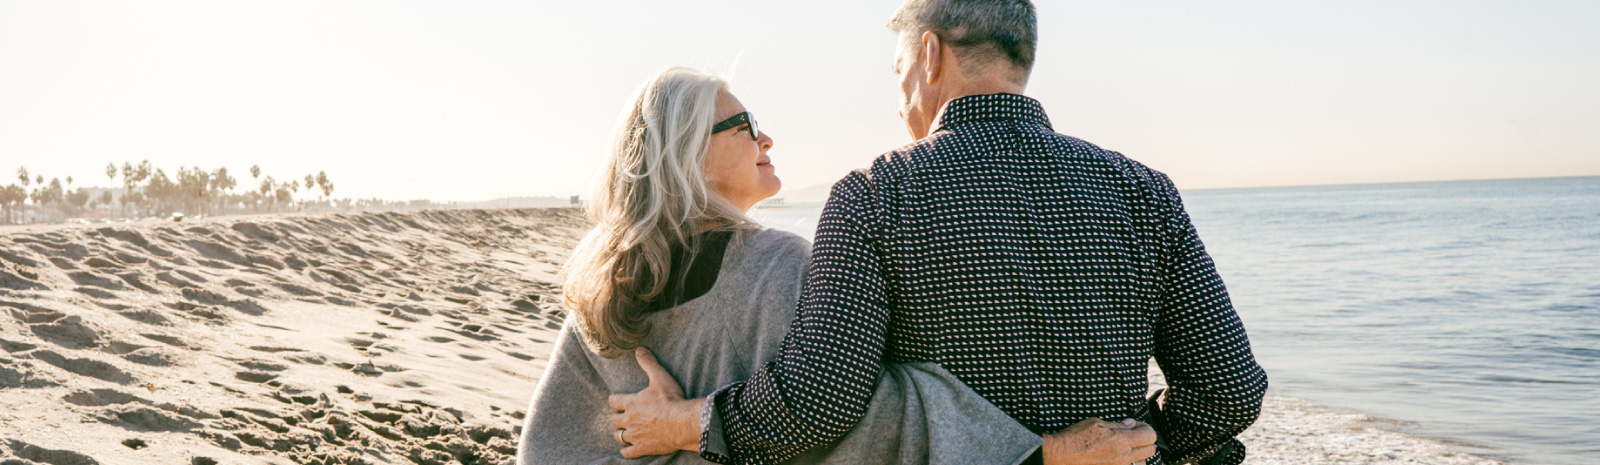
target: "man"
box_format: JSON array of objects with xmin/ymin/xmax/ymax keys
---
[{"xmin": 610, "ymin": 1, "xmax": 1268, "ymax": 464}]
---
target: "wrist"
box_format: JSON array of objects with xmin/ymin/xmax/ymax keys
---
[{"xmin": 675, "ymin": 397, "xmax": 706, "ymax": 452}]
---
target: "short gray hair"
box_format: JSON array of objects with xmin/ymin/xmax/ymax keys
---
[{"xmin": 888, "ymin": 0, "xmax": 1037, "ymax": 79}]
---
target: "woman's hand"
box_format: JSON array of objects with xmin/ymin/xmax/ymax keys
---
[
  {"xmin": 608, "ymin": 347, "xmax": 705, "ymax": 459},
  {"xmin": 1042, "ymin": 417, "xmax": 1158, "ymax": 465}
]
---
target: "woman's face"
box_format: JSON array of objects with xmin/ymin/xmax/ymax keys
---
[{"xmin": 704, "ymin": 89, "xmax": 779, "ymax": 211}]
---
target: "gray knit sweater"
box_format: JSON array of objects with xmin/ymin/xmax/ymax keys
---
[{"xmin": 517, "ymin": 228, "xmax": 1041, "ymax": 464}]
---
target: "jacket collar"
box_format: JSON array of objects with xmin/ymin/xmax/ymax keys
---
[{"xmin": 930, "ymin": 93, "xmax": 1052, "ymax": 134}]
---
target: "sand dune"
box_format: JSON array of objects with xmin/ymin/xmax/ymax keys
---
[
  {"xmin": 0, "ymin": 209, "xmax": 1507, "ymax": 465},
  {"xmin": 1, "ymin": 209, "xmax": 586, "ymax": 465}
]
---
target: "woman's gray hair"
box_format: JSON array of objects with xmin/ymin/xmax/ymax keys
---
[
  {"xmin": 888, "ymin": 0, "xmax": 1037, "ymax": 80},
  {"xmin": 564, "ymin": 67, "xmax": 758, "ymax": 358}
]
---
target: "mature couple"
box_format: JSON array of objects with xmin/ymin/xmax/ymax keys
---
[{"xmin": 518, "ymin": 1, "xmax": 1267, "ymax": 464}]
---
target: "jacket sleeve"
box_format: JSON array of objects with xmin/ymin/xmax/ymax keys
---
[
  {"xmin": 1147, "ymin": 173, "xmax": 1269, "ymax": 465},
  {"xmin": 698, "ymin": 172, "xmax": 891, "ymax": 464}
]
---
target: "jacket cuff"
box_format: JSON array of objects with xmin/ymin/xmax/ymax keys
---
[{"xmin": 697, "ymin": 383, "xmax": 737, "ymax": 463}]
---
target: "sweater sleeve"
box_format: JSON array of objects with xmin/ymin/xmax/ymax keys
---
[
  {"xmin": 1147, "ymin": 173, "xmax": 1269, "ymax": 465},
  {"xmin": 699, "ymin": 172, "xmax": 890, "ymax": 464},
  {"xmin": 518, "ymin": 317, "xmax": 622, "ymax": 465}
]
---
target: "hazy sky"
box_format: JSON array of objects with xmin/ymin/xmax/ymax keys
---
[{"xmin": 2, "ymin": 1, "xmax": 1597, "ymax": 202}]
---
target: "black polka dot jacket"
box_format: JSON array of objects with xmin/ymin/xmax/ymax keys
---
[{"xmin": 700, "ymin": 93, "xmax": 1268, "ymax": 465}]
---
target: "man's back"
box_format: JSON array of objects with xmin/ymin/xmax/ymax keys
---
[
  {"xmin": 871, "ymin": 92, "xmax": 1188, "ymax": 431},
  {"xmin": 705, "ymin": 94, "xmax": 1266, "ymax": 465}
]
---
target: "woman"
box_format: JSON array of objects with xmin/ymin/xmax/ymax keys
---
[{"xmin": 515, "ymin": 67, "xmax": 1042, "ymax": 464}]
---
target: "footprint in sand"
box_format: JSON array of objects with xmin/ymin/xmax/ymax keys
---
[
  {"xmin": 152, "ymin": 270, "xmax": 197, "ymax": 289},
  {"xmin": 139, "ymin": 333, "xmax": 187, "ymax": 348},
  {"xmin": 67, "ymin": 270, "xmax": 124, "ymax": 290},
  {"xmin": 81, "ymin": 256, "xmax": 123, "ymax": 269},
  {"xmin": 229, "ymin": 358, "xmax": 289, "ymax": 372},
  {"xmin": 73, "ymin": 287, "xmax": 119, "ymax": 299},
  {"xmin": 115, "ymin": 272, "xmax": 159, "ymax": 293},
  {"xmin": 281, "ymin": 353, "xmax": 328, "ymax": 366},
  {"xmin": 122, "ymin": 348, "xmax": 181, "ymax": 367},
  {"xmin": 0, "ymin": 360, "xmax": 59, "ymax": 389},
  {"xmin": 48, "ymin": 257, "xmax": 79, "ymax": 270},
  {"xmin": 94, "ymin": 404, "xmax": 203, "ymax": 432},
  {"xmin": 29, "ymin": 350, "xmax": 134, "ymax": 384},
  {"xmin": 9, "ymin": 305, "xmax": 65, "ymax": 324},
  {"xmin": 99, "ymin": 340, "xmax": 146, "ymax": 355},
  {"xmin": 62, "ymin": 388, "xmax": 148, "ymax": 407},
  {"xmin": 118, "ymin": 309, "xmax": 173, "ymax": 326},
  {"xmin": 1, "ymin": 338, "xmax": 39, "ymax": 353},
  {"xmin": 234, "ymin": 371, "xmax": 279, "ymax": 384},
  {"xmin": 1, "ymin": 439, "xmax": 102, "ymax": 465},
  {"xmin": 30, "ymin": 316, "xmax": 103, "ymax": 350},
  {"xmin": 247, "ymin": 345, "xmax": 304, "ymax": 354}
]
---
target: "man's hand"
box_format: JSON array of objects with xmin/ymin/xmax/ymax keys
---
[
  {"xmin": 608, "ymin": 347, "xmax": 705, "ymax": 459},
  {"xmin": 1042, "ymin": 418, "xmax": 1158, "ymax": 465}
]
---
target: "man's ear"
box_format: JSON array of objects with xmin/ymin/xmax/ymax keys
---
[{"xmin": 922, "ymin": 31, "xmax": 943, "ymax": 86}]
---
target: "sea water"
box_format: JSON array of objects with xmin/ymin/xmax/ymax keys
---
[{"xmin": 753, "ymin": 176, "xmax": 1600, "ymax": 464}]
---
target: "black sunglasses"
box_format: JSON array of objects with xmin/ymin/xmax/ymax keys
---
[{"xmin": 712, "ymin": 111, "xmax": 759, "ymax": 141}]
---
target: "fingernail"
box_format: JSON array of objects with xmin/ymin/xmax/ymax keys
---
[{"xmin": 1123, "ymin": 418, "xmax": 1137, "ymax": 427}]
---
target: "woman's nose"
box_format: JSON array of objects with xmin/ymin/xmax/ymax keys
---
[{"xmin": 758, "ymin": 131, "xmax": 774, "ymax": 150}]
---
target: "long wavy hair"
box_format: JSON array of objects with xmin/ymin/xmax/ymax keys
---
[{"xmin": 564, "ymin": 67, "xmax": 759, "ymax": 358}]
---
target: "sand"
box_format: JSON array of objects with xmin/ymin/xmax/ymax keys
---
[
  {"xmin": 1, "ymin": 209, "xmax": 585, "ymax": 465},
  {"xmin": 0, "ymin": 209, "xmax": 1510, "ymax": 464}
]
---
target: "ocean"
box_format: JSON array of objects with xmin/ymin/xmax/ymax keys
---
[{"xmin": 752, "ymin": 176, "xmax": 1600, "ymax": 465}]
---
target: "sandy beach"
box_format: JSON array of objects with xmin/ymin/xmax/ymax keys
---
[{"xmin": 0, "ymin": 209, "xmax": 1508, "ymax": 464}]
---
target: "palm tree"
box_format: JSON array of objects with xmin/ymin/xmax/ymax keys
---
[
  {"xmin": 15, "ymin": 167, "xmax": 30, "ymax": 223},
  {"xmin": 273, "ymin": 181, "xmax": 294, "ymax": 211},
  {"xmin": 315, "ymin": 171, "xmax": 334, "ymax": 203},
  {"xmin": 259, "ymin": 177, "xmax": 275, "ymax": 213},
  {"xmin": 95, "ymin": 190, "xmax": 114, "ymax": 216},
  {"xmin": 208, "ymin": 167, "xmax": 235, "ymax": 215},
  {"xmin": 124, "ymin": 161, "xmax": 152, "ymax": 218},
  {"xmin": 287, "ymin": 180, "xmax": 300, "ymax": 211},
  {"xmin": 0, "ymin": 184, "xmax": 24, "ymax": 224},
  {"xmin": 65, "ymin": 188, "xmax": 90, "ymax": 218},
  {"xmin": 30, "ymin": 178, "xmax": 64, "ymax": 223}
]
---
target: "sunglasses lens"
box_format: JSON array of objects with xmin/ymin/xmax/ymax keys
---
[{"xmin": 748, "ymin": 115, "xmax": 759, "ymax": 140}]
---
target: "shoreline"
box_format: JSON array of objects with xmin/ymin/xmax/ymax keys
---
[
  {"xmin": 1239, "ymin": 395, "xmax": 1509, "ymax": 465},
  {"xmin": 1147, "ymin": 369, "xmax": 1509, "ymax": 465},
  {"xmin": 1, "ymin": 209, "xmax": 1515, "ymax": 464}
]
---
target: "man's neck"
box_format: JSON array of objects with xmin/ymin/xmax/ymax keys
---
[{"xmin": 939, "ymin": 78, "xmax": 1027, "ymax": 106}]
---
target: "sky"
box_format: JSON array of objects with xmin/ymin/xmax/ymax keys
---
[{"xmin": 1, "ymin": 0, "xmax": 1597, "ymax": 202}]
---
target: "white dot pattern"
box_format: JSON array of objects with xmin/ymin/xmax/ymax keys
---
[{"xmin": 700, "ymin": 94, "xmax": 1268, "ymax": 465}]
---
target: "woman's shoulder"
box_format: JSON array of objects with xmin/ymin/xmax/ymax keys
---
[{"xmin": 736, "ymin": 228, "xmax": 811, "ymax": 263}]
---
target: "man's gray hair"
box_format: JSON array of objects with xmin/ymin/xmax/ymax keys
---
[{"xmin": 888, "ymin": 0, "xmax": 1037, "ymax": 79}]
